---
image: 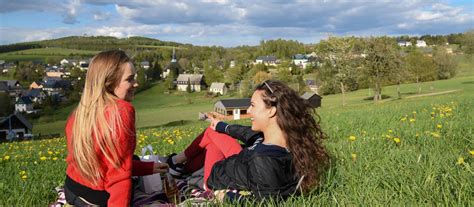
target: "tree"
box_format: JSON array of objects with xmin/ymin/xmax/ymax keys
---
[
  {"xmin": 0, "ymin": 92, "xmax": 12, "ymax": 116},
  {"xmin": 225, "ymin": 64, "xmax": 244, "ymax": 86},
  {"xmin": 275, "ymin": 67, "xmax": 292, "ymax": 84},
  {"xmin": 405, "ymin": 49, "xmax": 437, "ymax": 93},
  {"xmin": 186, "ymin": 78, "xmax": 192, "ymax": 93},
  {"xmin": 164, "ymin": 72, "xmax": 176, "ymax": 91},
  {"xmin": 433, "ymin": 47, "xmax": 457, "ymax": 80},
  {"xmin": 203, "ymin": 62, "xmax": 223, "ymax": 86},
  {"xmin": 146, "ymin": 61, "xmax": 162, "ymax": 81},
  {"xmin": 363, "ymin": 37, "xmax": 401, "ymax": 101},
  {"xmin": 252, "ymin": 71, "xmax": 272, "ymax": 85},
  {"xmin": 461, "ymin": 30, "xmax": 474, "ymax": 54},
  {"xmin": 317, "ymin": 37, "xmax": 356, "ymax": 106}
]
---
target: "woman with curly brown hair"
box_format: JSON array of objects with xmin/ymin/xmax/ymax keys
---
[{"xmin": 168, "ymin": 80, "xmax": 329, "ymax": 201}]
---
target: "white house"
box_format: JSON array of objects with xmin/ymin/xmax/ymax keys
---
[
  {"xmin": 255, "ymin": 56, "xmax": 279, "ymax": 66},
  {"xmin": 214, "ymin": 98, "xmax": 251, "ymax": 120},
  {"xmin": 397, "ymin": 41, "xmax": 412, "ymax": 47},
  {"xmin": 416, "ymin": 40, "xmax": 427, "ymax": 47},
  {"xmin": 293, "ymin": 54, "xmax": 310, "ymax": 69},
  {"xmin": 15, "ymin": 97, "xmax": 34, "ymax": 113},
  {"xmin": 209, "ymin": 82, "xmax": 227, "ymax": 95},
  {"xmin": 176, "ymin": 74, "xmax": 206, "ymax": 92},
  {"xmin": 60, "ymin": 59, "xmax": 69, "ymax": 65}
]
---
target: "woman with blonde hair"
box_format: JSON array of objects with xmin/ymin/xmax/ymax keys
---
[{"xmin": 64, "ymin": 50, "xmax": 168, "ymax": 206}]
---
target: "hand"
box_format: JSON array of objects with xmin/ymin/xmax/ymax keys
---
[
  {"xmin": 153, "ymin": 162, "xmax": 169, "ymax": 174},
  {"xmin": 206, "ymin": 113, "xmax": 221, "ymax": 131}
]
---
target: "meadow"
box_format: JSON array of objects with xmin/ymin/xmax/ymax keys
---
[
  {"xmin": 0, "ymin": 48, "xmax": 99, "ymax": 62},
  {"xmin": 1, "ymin": 72, "xmax": 473, "ymax": 205}
]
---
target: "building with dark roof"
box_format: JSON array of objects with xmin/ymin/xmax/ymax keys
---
[
  {"xmin": 0, "ymin": 113, "xmax": 32, "ymax": 141},
  {"xmin": 301, "ymin": 92, "xmax": 322, "ymax": 108},
  {"xmin": 214, "ymin": 98, "xmax": 251, "ymax": 120}
]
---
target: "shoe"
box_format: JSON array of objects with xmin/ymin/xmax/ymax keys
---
[{"xmin": 166, "ymin": 153, "xmax": 187, "ymax": 179}]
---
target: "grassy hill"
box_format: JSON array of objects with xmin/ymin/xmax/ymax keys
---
[
  {"xmin": 1, "ymin": 73, "xmax": 472, "ymax": 205},
  {"xmin": 0, "ymin": 48, "xmax": 100, "ymax": 62}
]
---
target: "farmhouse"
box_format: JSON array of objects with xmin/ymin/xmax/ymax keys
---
[
  {"xmin": 209, "ymin": 82, "xmax": 227, "ymax": 95},
  {"xmin": 0, "ymin": 113, "xmax": 32, "ymax": 141},
  {"xmin": 176, "ymin": 74, "xmax": 206, "ymax": 92},
  {"xmin": 213, "ymin": 98, "xmax": 251, "ymax": 120}
]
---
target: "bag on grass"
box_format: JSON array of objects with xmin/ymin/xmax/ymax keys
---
[{"xmin": 139, "ymin": 145, "xmax": 165, "ymax": 194}]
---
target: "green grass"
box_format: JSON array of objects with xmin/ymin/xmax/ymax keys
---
[
  {"xmin": 0, "ymin": 48, "xmax": 99, "ymax": 62},
  {"xmin": 1, "ymin": 76, "xmax": 472, "ymax": 205}
]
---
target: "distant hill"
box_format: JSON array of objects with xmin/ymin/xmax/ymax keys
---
[{"xmin": 0, "ymin": 36, "xmax": 185, "ymax": 53}]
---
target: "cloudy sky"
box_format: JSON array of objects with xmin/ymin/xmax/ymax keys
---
[{"xmin": 0, "ymin": 0, "xmax": 472, "ymax": 47}]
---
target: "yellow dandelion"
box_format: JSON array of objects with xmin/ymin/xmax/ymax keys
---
[
  {"xmin": 400, "ymin": 117, "xmax": 407, "ymax": 121},
  {"xmin": 48, "ymin": 151, "xmax": 53, "ymax": 155},
  {"xmin": 4, "ymin": 155, "xmax": 10, "ymax": 160},
  {"xmin": 456, "ymin": 157, "xmax": 465, "ymax": 165},
  {"xmin": 412, "ymin": 111, "xmax": 417, "ymax": 114},
  {"xmin": 20, "ymin": 170, "xmax": 26, "ymax": 175},
  {"xmin": 409, "ymin": 118, "xmax": 416, "ymax": 123},
  {"xmin": 430, "ymin": 132, "xmax": 440, "ymax": 138},
  {"xmin": 21, "ymin": 175, "xmax": 27, "ymax": 180},
  {"xmin": 393, "ymin": 138, "xmax": 401, "ymax": 144},
  {"xmin": 53, "ymin": 157, "xmax": 58, "ymax": 161},
  {"xmin": 349, "ymin": 136, "xmax": 356, "ymax": 142},
  {"xmin": 469, "ymin": 150, "xmax": 474, "ymax": 156},
  {"xmin": 351, "ymin": 153, "xmax": 357, "ymax": 160},
  {"xmin": 40, "ymin": 156, "xmax": 47, "ymax": 161},
  {"xmin": 437, "ymin": 124, "xmax": 442, "ymax": 129},
  {"xmin": 388, "ymin": 129, "xmax": 393, "ymax": 133}
]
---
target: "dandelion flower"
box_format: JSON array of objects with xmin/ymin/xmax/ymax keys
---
[
  {"xmin": 53, "ymin": 157, "xmax": 58, "ymax": 161},
  {"xmin": 456, "ymin": 157, "xmax": 465, "ymax": 165},
  {"xmin": 349, "ymin": 136, "xmax": 356, "ymax": 142},
  {"xmin": 20, "ymin": 171, "xmax": 26, "ymax": 175},
  {"xmin": 40, "ymin": 156, "xmax": 47, "ymax": 161},
  {"xmin": 4, "ymin": 155, "xmax": 10, "ymax": 161},
  {"xmin": 393, "ymin": 138, "xmax": 401, "ymax": 144},
  {"xmin": 437, "ymin": 124, "xmax": 442, "ymax": 129},
  {"xmin": 469, "ymin": 150, "xmax": 474, "ymax": 156},
  {"xmin": 388, "ymin": 129, "xmax": 393, "ymax": 133},
  {"xmin": 430, "ymin": 132, "xmax": 440, "ymax": 138},
  {"xmin": 21, "ymin": 175, "xmax": 27, "ymax": 180},
  {"xmin": 409, "ymin": 118, "xmax": 416, "ymax": 123},
  {"xmin": 351, "ymin": 153, "xmax": 357, "ymax": 160}
]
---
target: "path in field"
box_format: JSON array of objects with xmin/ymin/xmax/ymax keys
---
[{"xmin": 405, "ymin": 89, "xmax": 462, "ymax": 98}]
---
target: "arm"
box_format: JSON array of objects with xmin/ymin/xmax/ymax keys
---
[{"xmin": 215, "ymin": 122, "xmax": 263, "ymax": 147}]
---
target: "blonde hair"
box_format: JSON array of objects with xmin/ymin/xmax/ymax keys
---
[{"xmin": 72, "ymin": 50, "xmax": 132, "ymax": 185}]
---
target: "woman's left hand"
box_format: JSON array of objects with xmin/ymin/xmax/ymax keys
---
[{"xmin": 153, "ymin": 162, "xmax": 169, "ymax": 174}]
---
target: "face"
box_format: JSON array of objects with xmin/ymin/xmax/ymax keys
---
[
  {"xmin": 248, "ymin": 90, "xmax": 274, "ymax": 132},
  {"xmin": 114, "ymin": 62, "xmax": 138, "ymax": 102}
]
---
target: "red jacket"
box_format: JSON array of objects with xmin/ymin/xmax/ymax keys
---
[{"xmin": 66, "ymin": 99, "xmax": 154, "ymax": 206}]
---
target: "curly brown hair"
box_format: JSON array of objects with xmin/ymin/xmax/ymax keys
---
[{"xmin": 255, "ymin": 80, "xmax": 329, "ymax": 194}]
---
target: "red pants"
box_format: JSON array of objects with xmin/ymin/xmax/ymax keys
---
[{"xmin": 184, "ymin": 127, "xmax": 242, "ymax": 185}]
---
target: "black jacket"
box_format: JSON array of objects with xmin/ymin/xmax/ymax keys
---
[{"xmin": 207, "ymin": 123, "xmax": 299, "ymax": 200}]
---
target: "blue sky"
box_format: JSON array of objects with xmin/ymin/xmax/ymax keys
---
[{"xmin": 0, "ymin": 0, "xmax": 472, "ymax": 47}]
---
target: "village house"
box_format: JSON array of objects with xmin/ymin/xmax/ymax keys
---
[
  {"xmin": 42, "ymin": 77, "xmax": 71, "ymax": 96},
  {"xmin": 397, "ymin": 41, "xmax": 412, "ymax": 47},
  {"xmin": 15, "ymin": 96, "xmax": 34, "ymax": 113},
  {"xmin": 416, "ymin": 40, "xmax": 427, "ymax": 47},
  {"xmin": 23, "ymin": 88, "xmax": 47, "ymax": 104},
  {"xmin": 0, "ymin": 81, "xmax": 8, "ymax": 93},
  {"xmin": 176, "ymin": 74, "xmax": 206, "ymax": 92},
  {"xmin": 255, "ymin": 55, "xmax": 279, "ymax": 66},
  {"xmin": 212, "ymin": 98, "xmax": 251, "ymax": 120},
  {"xmin": 0, "ymin": 80, "xmax": 23, "ymax": 97},
  {"xmin": 29, "ymin": 81, "xmax": 43, "ymax": 89},
  {"xmin": 0, "ymin": 113, "xmax": 32, "ymax": 141},
  {"xmin": 301, "ymin": 92, "xmax": 322, "ymax": 108},
  {"xmin": 140, "ymin": 61, "xmax": 150, "ymax": 69},
  {"xmin": 209, "ymin": 82, "xmax": 227, "ymax": 95}
]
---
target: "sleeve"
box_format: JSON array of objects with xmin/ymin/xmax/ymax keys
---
[
  {"xmin": 216, "ymin": 122, "xmax": 263, "ymax": 146},
  {"xmin": 104, "ymin": 103, "xmax": 136, "ymax": 207},
  {"xmin": 132, "ymin": 160, "xmax": 154, "ymax": 176}
]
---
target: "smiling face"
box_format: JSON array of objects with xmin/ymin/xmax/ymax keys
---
[
  {"xmin": 248, "ymin": 90, "xmax": 274, "ymax": 132},
  {"xmin": 113, "ymin": 62, "xmax": 138, "ymax": 102}
]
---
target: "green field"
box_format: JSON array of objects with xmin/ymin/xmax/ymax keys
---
[
  {"xmin": 0, "ymin": 48, "xmax": 99, "ymax": 62},
  {"xmin": 1, "ymin": 73, "xmax": 473, "ymax": 205}
]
